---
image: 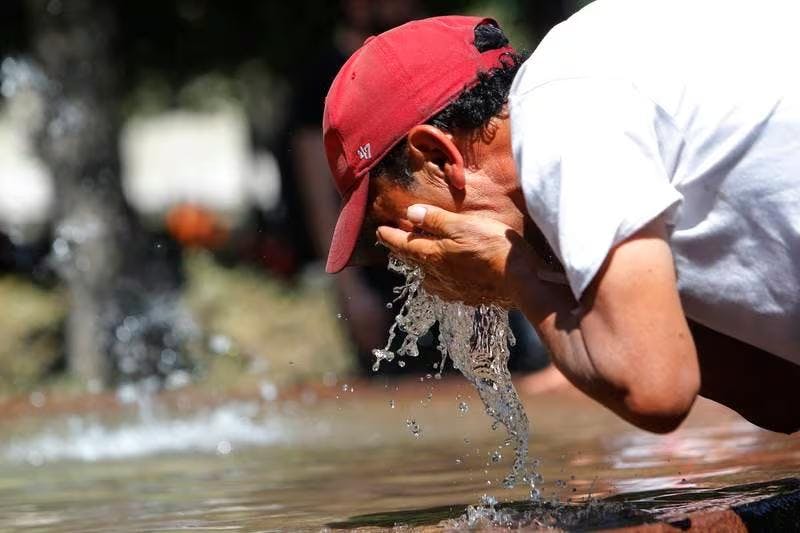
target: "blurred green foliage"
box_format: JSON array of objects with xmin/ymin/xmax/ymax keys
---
[
  {"xmin": 0, "ymin": 252, "xmax": 355, "ymax": 397},
  {"xmin": 182, "ymin": 251, "xmax": 354, "ymax": 389},
  {"xmin": 0, "ymin": 276, "xmax": 64, "ymax": 393}
]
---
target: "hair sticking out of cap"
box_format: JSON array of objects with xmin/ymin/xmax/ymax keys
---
[{"xmin": 474, "ymin": 20, "xmax": 509, "ymax": 52}]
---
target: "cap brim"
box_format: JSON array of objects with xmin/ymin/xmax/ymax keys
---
[{"xmin": 325, "ymin": 175, "xmax": 370, "ymax": 273}]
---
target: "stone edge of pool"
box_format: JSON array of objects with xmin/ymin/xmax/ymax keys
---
[
  {"xmin": 605, "ymin": 485, "xmax": 800, "ymax": 533},
  {"xmin": 336, "ymin": 477, "xmax": 800, "ymax": 532}
]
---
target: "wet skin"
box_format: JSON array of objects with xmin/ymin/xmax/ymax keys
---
[{"xmin": 359, "ymin": 116, "xmax": 800, "ymax": 435}]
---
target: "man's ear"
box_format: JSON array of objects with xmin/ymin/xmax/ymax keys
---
[{"xmin": 406, "ymin": 124, "xmax": 465, "ymax": 190}]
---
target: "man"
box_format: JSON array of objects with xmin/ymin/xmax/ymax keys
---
[
  {"xmin": 288, "ymin": 0, "xmax": 548, "ymax": 375},
  {"xmin": 321, "ymin": 2, "xmax": 800, "ymax": 434}
]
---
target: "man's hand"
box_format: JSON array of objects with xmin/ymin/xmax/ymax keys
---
[
  {"xmin": 379, "ymin": 207, "xmax": 701, "ymax": 434},
  {"xmin": 376, "ymin": 204, "xmax": 529, "ymax": 306}
]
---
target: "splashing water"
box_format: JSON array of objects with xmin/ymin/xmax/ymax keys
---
[
  {"xmin": 373, "ymin": 257, "xmax": 539, "ymax": 494},
  {"xmin": 441, "ymin": 493, "xmax": 637, "ymax": 530},
  {"xmin": 406, "ymin": 418, "xmax": 422, "ymax": 438},
  {"xmin": 2, "ymin": 402, "xmax": 286, "ymax": 464}
]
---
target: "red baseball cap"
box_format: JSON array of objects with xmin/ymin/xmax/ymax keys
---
[{"xmin": 322, "ymin": 15, "xmax": 515, "ymax": 273}]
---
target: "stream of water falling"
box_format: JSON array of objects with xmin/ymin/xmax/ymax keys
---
[{"xmin": 372, "ymin": 256, "xmax": 541, "ymax": 497}]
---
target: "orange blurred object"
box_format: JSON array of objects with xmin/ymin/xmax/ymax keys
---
[{"xmin": 165, "ymin": 204, "xmax": 229, "ymax": 249}]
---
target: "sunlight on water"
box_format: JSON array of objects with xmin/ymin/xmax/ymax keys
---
[
  {"xmin": 373, "ymin": 257, "xmax": 540, "ymax": 496},
  {"xmin": 3, "ymin": 402, "xmax": 286, "ymax": 464}
]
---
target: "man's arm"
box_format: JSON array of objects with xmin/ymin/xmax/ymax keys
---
[
  {"xmin": 690, "ymin": 321, "xmax": 800, "ymax": 434},
  {"xmin": 378, "ymin": 208, "xmax": 700, "ymax": 433},
  {"xmin": 509, "ymin": 218, "xmax": 700, "ymax": 433},
  {"xmin": 379, "ymin": 204, "xmax": 800, "ymax": 434}
]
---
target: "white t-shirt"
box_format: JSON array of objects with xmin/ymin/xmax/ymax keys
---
[{"xmin": 509, "ymin": 0, "xmax": 800, "ymax": 364}]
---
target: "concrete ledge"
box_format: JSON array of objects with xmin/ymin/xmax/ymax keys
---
[
  {"xmin": 332, "ymin": 478, "xmax": 800, "ymax": 531},
  {"xmin": 613, "ymin": 484, "xmax": 800, "ymax": 532}
]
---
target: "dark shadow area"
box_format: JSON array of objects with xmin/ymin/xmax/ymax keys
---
[{"xmin": 328, "ymin": 477, "xmax": 800, "ymax": 530}]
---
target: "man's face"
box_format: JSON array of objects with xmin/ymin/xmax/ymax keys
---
[
  {"xmin": 349, "ymin": 117, "xmax": 526, "ymax": 266},
  {"xmin": 349, "ymin": 175, "xmax": 429, "ymax": 266},
  {"xmin": 368, "ymin": 176, "xmax": 424, "ymax": 232}
]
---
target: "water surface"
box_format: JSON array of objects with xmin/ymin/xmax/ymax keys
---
[{"xmin": 1, "ymin": 378, "xmax": 798, "ymax": 531}]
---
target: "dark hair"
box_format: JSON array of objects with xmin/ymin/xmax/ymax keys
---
[{"xmin": 371, "ymin": 21, "xmax": 528, "ymax": 187}]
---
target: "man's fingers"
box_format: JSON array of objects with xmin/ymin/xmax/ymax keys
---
[
  {"xmin": 376, "ymin": 225, "xmax": 439, "ymax": 259},
  {"xmin": 406, "ymin": 204, "xmax": 458, "ymax": 237},
  {"xmin": 375, "ymin": 226, "xmax": 410, "ymax": 252}
]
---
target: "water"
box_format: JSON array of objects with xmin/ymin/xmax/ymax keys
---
[
  {"xmin": 0, "ymin": 384, "xmax": 798, "ymax": 531},
  {"xmin": 3, "ymin": 402, "xmax": 286, "ymax": 464},
  {"xmin": 2, "ymin": 51, "xmax": 191, "ymax": 387},
  {"xmin": 373, "ymin": 257, "xmax": 536, "ymax": 493}
]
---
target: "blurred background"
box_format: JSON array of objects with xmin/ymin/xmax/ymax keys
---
[
  {"xmin": 0, "ymin": 0, "xmax": 589, "ymax": 399},
  {"xmin": 4, "ymin": 5, "xmax": 800, "ymax": 531}
]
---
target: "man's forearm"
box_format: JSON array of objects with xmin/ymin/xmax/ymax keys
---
[
  {"xmin": 505, "ymin": 245, "xmax": 619, "ymax": 403},
  {"xmin": 505, "ymin": 244, "xmax": 694, "ymax": 433}
]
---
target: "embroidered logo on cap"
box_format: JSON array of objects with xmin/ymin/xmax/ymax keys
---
[{"xmin": 356, "ymin": 143, "xmax": 372, "ymax": 160}]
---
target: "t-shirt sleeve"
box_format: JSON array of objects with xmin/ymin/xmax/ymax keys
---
[{"xmin": 510, "ymin": 77, "xmax": 683, "ymax": 300}]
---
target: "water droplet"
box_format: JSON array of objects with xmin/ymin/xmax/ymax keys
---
[
  {"xmin": 160, "ymin": 348, "xmax": 177, "ymax": 366},
  {"xmin": 490, "ymin": 450, "xmax": 502, "ymax": 463},
  {"xmin": 52, "ymin": 237, "xmax": 70, "ymax": 261},
  {"xmin": 165, "ymin": 370, "xmax": 191, "ymax": 390},
  {"xmin": 209, "ymin": 334, "xmax": 232, "ymax": 355},
  {"xmin": 216, "ymin": 440, "xmax": 232, "ymax": 455},
  {"xmin": 458, "ymin": 401, "xmax": 469, "ymax": 414},
  {"xmin": 29, "ymin": 391, "xmax": 45, "ymax": 408},
  {"xmin": 336, "ymin": 313, "xmax": 343, "ymax": 319},
  {"xmin": 259, "ymin": 382, "xmax": 278, "ymax": 401},
  {"xmin": 398, "ymin": 360, "xmax": 406, "ymax": 368},
  {"xmin": 405, "ymin": 418, "xmax": 422, "ymax": 438},
  {"xmin": 116, "ymin": 383, "xmax": 139, "ymax": 404},
  {"xmin": 488, "ymin": 494, "xmax": 499, "ymax": 505},
  {"xmin": 388, "ymin": 399, "xmax": 395, "ymax": 409},
  {"xmin": 385, "ymin": 302, "xmax": 393, "ymax": 309},
  {"xmin": 115, "ymin": 325, "xmax": 132, "ymax": 344}
]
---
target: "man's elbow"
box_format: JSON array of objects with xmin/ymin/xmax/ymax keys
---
[{"xmin": 624, "ymin": 372, "xmax": 700, "ymax": 434}]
